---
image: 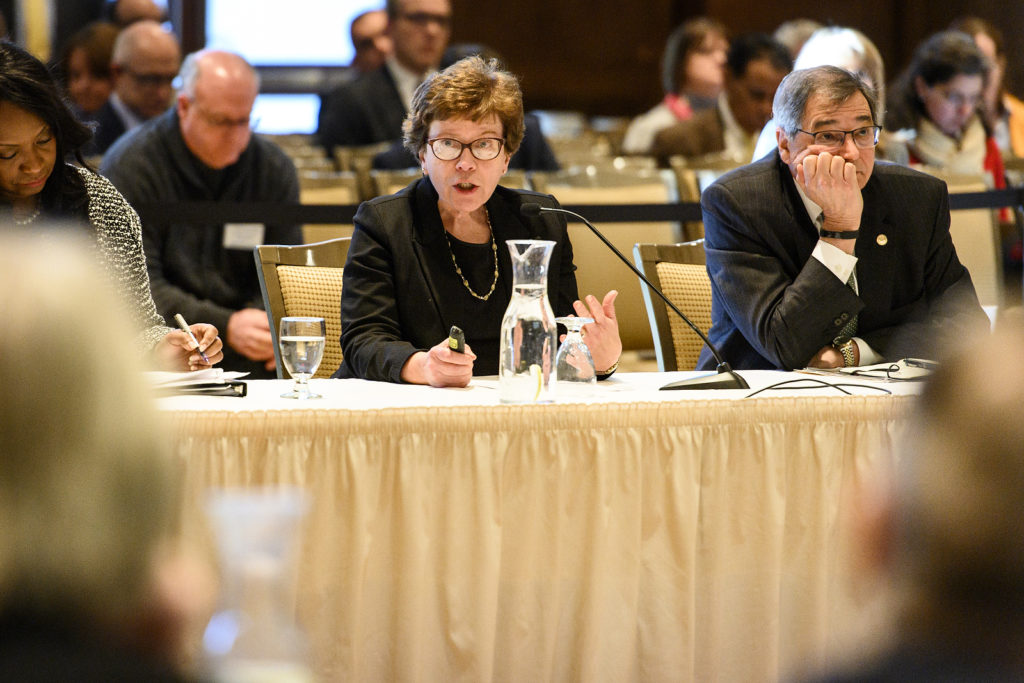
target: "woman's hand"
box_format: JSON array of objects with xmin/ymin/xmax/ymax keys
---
[
  {"xmin": 155, "ymin": 324, "xmax": 224, "ymax": 372},
  {"xmin": 400, "ymin": 339, "xmax": 477, "ymax": 387},
  {"xmin": 574, "ymin": 290, "xmax": 621, "ymax": 373}
]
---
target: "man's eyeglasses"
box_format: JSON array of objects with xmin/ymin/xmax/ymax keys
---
[
  {"xmin": 428, "ymin": 137, "xmax": 504, "ymax": 161},
  {"xmin": 124, "ymin": 69, "xmax": 177, "ymax": 88},
  {"xmin": 796, "ymin": 125, "xmax": 882, "ymax": 149},
  {"xmin": 399, "ymin": 11, "xmax": 451, "ymax": 29}
]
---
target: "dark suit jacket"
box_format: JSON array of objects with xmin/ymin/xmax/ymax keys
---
[
  {"xmin": 697, "ymin": 152, "xmax": 988, "ymax": 370},
  {"xmin": 651, "ymin": 106, "xmax": 726, "ymax": 161},
  {"xmin": 372, "ymin": 112, "xmax": 562, "ymax": 172},
  {"xmin": 89, "ymin": 99, "xmax": 129, "ymax": 155},
  {"xmin": 334, "ymin": 178, "xmax": 578, "ymax": 381},
  {"xmin": 317, "ymin": 65, "xmax": 406, "ymax": 152}
]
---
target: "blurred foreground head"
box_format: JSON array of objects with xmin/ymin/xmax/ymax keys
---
[{"xmin": 0, "ymin": 231, "xmax": 176, "ymax": 630}]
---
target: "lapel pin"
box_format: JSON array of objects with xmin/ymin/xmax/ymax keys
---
[{"xmin": 876, "ymin": 234, "xmax": 888, "ymax": 246}]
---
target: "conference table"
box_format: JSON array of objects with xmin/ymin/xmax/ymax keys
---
[{"xmin": 162, "ymin": 371, "xmax": 920, "ymax": 682}]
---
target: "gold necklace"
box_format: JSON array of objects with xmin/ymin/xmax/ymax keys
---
[{"xmin": 443, "ymin": 208, "xmax": 499, "ymax": 301}]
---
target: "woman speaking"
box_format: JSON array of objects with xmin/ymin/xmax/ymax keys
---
[{"xmin": 336, "ymin": 56, "xmax": 621, "ymax": 386}]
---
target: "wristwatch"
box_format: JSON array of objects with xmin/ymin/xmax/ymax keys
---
[{"xmin": 832, "ymin": 336, "xmax": 856, "ymax": 367}]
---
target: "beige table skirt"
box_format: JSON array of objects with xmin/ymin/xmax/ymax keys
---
[{"xmin": 168, "ymin": 383, "xmax": 912, "ymax": 682}]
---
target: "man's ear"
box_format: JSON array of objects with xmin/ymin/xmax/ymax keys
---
[
  {"xmin": 175, "ymin": 94, "xmax": 190, "ymax": 119},
  {"xmin": 777, "ymin": 127, "xmax": 792, "ymax": 164}
]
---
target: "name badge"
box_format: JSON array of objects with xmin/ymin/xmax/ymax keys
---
[{"xmin": 223, "ymin": 223, "xmax": 265, "ymax": 250}]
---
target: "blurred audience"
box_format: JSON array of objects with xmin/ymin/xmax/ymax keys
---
[
  {"xmin": 889, "ymin": 31, "xmax": 1006, "ymax": 195},
  {"xmin": 92, "ymin": 19, "xmax": 181, "ymax": 155},
  {"xmin": 57, "ymin": 20, "xmax": 119, "ymax": 119},
  {"xmin": 107, "ymin": 0, "xmax": 167, "ymax": 27},
  {"xmin": 772, "ymin": 18, "xmax": 823, "ymax": 60},
  {"xmin": 101, "ymin": 50, "xmax": 300, "ymax": 379},
  {"xmin": 373, "ymin": 43, "xmax": 560, "ymax": 172},
  {"xmin": 801, "ymin": 324, "xmax": 1024, "ymax": 682},
  {"xmin": 950, "ymin": 16, "xmax": 1024, "ymax": 159},
  {"xmin": 318, "ymin": 0, "xmax": 452, "ymax": 153},
  {"xmin": 622, "ymin": 17, "xmax": 729, "ymax": 155},
  {"xmin": 349, "ymin": 8, "xmax": 392, "ymax": 76},
  {"xmin": 652, "ymin": 32, "xmax": 791, "ymax": 163},
  {"xmin": 0, "ymin": 41, "xmax": 221, "ymax": 371}
]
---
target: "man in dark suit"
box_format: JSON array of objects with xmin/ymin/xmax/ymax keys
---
[
  {"xmin": 698, "ymin": 65, "xmax": 987, "ymax": 371},
  {"xmin": 652, "ymin": 33, "xmax": 791, "ymax": 163},
  {"xmin": 317, "ymin": 0, "xmax": 451, "ymax": 154}
]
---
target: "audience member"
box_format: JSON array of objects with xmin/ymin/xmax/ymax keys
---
[
  {"xmin": 621, "ymin": 17, "xmax": 729, "ymax": 155},
  {"xmin": 335, "ymin": 56, "xmax": 621, "ymax": 385},
  {"xmin": 888, "ymin": 31, "xmax": 1005, "ymax": 190},
  {"xmin": 108, "ymin": 0, "xmax": 166, "ymax": 27},
  {"xmin": 800, "ymin": 323, "xmax": 1024, "ymax": 682},
  {"xmin": 0, "ymin": 234, "xmax": 209, "ymax": 681},
  {"xmin": 698, "ymin": 66, "xmax": 987, "ymax": 371},
  {"xmin": 651, "ymin": 32, "xmax": 791, "ymax": 163},
  {"xmin": 0, "ymin": 41, "xmax": 221, "ymax": 371},
  {"xmin": 950, "ymin": 16, "xmax": 1024, "ymax": 159},
  {"xmin": 751, "ymin": 27, "xmax": 906, "ymax": 164},
  {"xmin": 372, "ymin": 43, "xmax": 560, "ymax": 172},
  {"xmin": 101, "ymin": 50, "xmax": 300, "ymax": 379},
  {"xmin": 91, "ymin": 19, "xmax": 181, "ymax": 154},
  {"xmin": 317, "ymin": 0, "xmax": 451, "ymax": 153},
  {"xmin": 772, "ymin": 18, "xmax": 822, "ymax": 60},
  {"xmin": 349, "ymin": 8, "xmax": 392, "ymax": 75},
  {"xmin": 57, "ymin": 20, "xmax": 118, "ymax": 119}
]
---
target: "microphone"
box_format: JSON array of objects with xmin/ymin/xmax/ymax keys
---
[{"xmin": 520, "ymin": 202, "xmax": 748, "ymax": 390}]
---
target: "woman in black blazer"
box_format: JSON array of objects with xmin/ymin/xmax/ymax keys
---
[{"xmin": 334, "ymin": 56, "xmax": 621, "ymax": 385}]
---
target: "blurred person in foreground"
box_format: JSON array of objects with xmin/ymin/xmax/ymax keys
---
[
  {"xmin": 91, "ymin": 20, "xmax": 181, "ymax": 154},
  {"xmin": 799, "ymin": 323, "xmax": 1024, "ymax": 681},
  {"xmin": 0, "ymin": 41, "xmax": 220, "ymax": 371},
  {"xmin": 102, "ymin": 50, "xmax": 300, "ymax": 379},
  {"xmin": 621, "ymin": 17, "xmax": 729, "ymax": 155},
  {"xmin": 56, "ymin": 20, "xmax": 119, "ymax": 120},
  {"xmin": 652, "ymin": 32, "xmax": 791, "ymax": 163},
  {"xmin": 335, "ymin": 56, "xmax": 622, "ymax": 385},
  {"xmin": 0, "ymin": 235, "xmax": 214, "ymax": 680},
  {"xmin": 888, "ymin": 31, "xmax": 1005, "ymax": 190},
  {"xmin": 698, "ymin": 66, "xmax": 987, "ymax": 371}
]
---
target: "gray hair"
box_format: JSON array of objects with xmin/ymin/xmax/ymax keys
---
[
  {"xmin": 178, "ymin": 49, "xmax": 260, "ymax": 100},
  {"xmin": 773, "ymin": 65, "xmax": 879, "ymax": 136}
]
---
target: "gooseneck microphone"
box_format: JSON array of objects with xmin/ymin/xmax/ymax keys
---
[{"xmin": 520, "ymin": 202, "xmax": 748, "ymax": 390}]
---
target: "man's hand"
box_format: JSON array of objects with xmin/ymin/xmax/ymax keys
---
[
  {"xmin": 400, "ymin": 339, "xmax": 477, "ymax": 387},
  {"xmin": 807, "ymin": 340, "xmax": 860, "ymax": 369},
  {"xmin": 796, "ymin": 151, "xmax": 863, "ymax": 251},
  {"xmin": 226, "ymin": 308, "xmax": 275, "ymax": 364}
]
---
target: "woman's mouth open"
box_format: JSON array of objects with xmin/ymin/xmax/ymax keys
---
[{"xmin": 455, "ymin": 182, "xmax": 477, "ymax": 193}]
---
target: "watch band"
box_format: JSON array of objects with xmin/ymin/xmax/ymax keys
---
[
  {"xmin": 819, "ymin": 228, "xmax": 859, "ymax": 240},
  {"xmin": 832, "ymin": 337, "xmax": 856, "ymax": 367}
]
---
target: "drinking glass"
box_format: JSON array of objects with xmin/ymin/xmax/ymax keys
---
[
  {"xmin": 555, "ymin": 316, "xmax": 596, "ymax": 399},
  {"xmin": 279, "ymin": 317, "xmax": 326, "ymax": 399}
]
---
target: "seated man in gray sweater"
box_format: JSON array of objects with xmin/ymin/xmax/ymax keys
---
[{"xmin": 102, "ymin": 49, "xmax": 300, "ymax": 378}]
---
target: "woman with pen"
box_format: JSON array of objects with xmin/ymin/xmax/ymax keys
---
[{"xmin": 0, "ymin": 41, "xmax": 222, "ymax": 371}]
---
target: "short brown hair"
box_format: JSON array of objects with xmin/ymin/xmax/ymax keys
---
[{"xmin": 403, "ymin": 55, "xmax": 524, "ymax": 158}]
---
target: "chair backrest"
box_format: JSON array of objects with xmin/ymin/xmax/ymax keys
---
[
  {"xmin": 917, "ymin": 167, "xmax": 1003, "ymax": 308},
  {"xmin": 668, "ymin": 154, "xmax": 744, "ymax": 241},
  {"xmin": 633, "ymin": 240, "xmax": 710, "ymax": 371},
  {"xmin": 332, "ymin": 142, "xmax": 395, "ymax": 201},
  {"xmin": 298, "ymin": 171, "xmax": 358, "ymax": 244},
  {"xmin": 530, "ymin": 168, "xmax": 682, "ymax": 351},
  {"xmin": 254, "ymin": 237, "xmax": 351, "ymax": 379}
]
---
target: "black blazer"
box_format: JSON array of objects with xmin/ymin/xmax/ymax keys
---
[
  {"xmin": 698, "ymin": 152, "xmax": 988, "ymax": 370},
  {"xmin": 317, "ymin": 65, "xmax": 406, "ymax": 152},
  {"xmin": 334, "ymin": 178, "xmax": 578, "ymax": 381}
]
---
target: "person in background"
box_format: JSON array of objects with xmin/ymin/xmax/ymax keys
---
[
  {"xmin": 335, "ymin": 56, "xmax": 621, "ymax": 385},
  {"xmin": 0, "ymin": 41, "xmax": 221, "ymax": 371},
  {"xmin": 372, "ymin": 43, "xmax": 561, "ymax": 172},
  {"xmin": 349, "ymin": 8, "xmax": 392, "ymax": 76},
  {"xmin": 621, "ymin": 17, "xmax": 728, "ymax": 155},
  {"xmin": 950, "ymin": 16, "xmax": 1024, "ymax": 159},
  {"xmin": 91, "ymin": 19, "xmax": 180, "ymax": 154},
  {"xmin": 56, "ymin": 20, "xmax": 118, "ymax": 120},
  {"xmin": 887, "ymin": 31, "xmax": 1005, "ymax": 190},
  {"xmin": 107, "ymin": 0, "xmax": 166, "ymax": 26},
  {"xmin": 651, "ymin": 32, "xmax": 791, "ymax": 163},
  {"xmin": 772, "ymin": 18, "xmax": 822, "ymax": 60},
  {"xmin": 317, "ymin": 0, "xmax": 451, "ymax": 153},
  {"xmin": 698, "ymin": 66, "xmax": 987, "ymax": 371},
  {"xmin": 0, "ymin": 234, "xmax": 214, "ymax": 681},
  {"xmin": 101, "ymin": 50, "xmax": 300, "ymax": 379},
  {"xmin": 799, "ymin": 323, "xmax": 1024, "ymax": 682}
]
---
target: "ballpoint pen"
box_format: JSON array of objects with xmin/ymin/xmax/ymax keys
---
[{"xmin": 173, "ymin": 313, "xmax": 210, "ymax": 364}]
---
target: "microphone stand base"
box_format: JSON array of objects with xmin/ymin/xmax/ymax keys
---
[{"xmin": 659, "ymin": 369, "xmax": 749, "ymax": 391}]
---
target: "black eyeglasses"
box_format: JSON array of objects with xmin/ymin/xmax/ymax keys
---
[
  {"xmin": 399, "ymin": 11, "xmax": 451, "ymax": 29},
  {"xmin": 428, "ymin": 137, "xmax": 504, "ymax": 161},
  {"xmin": 796, "ymin": 125, "xmax": 882, "ymax": 149},
  {"xmin": 123, "ymin": 69, "xmax": 177, "ymax": 88}
]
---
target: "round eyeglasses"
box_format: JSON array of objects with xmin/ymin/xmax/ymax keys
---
[
  {"xmin": 796, "ymin": 125, "xmax": 882, "ymax": 149},
  {"xmin": 427, "ymin": 137, "xmax": 505, "ymax": 161}
]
